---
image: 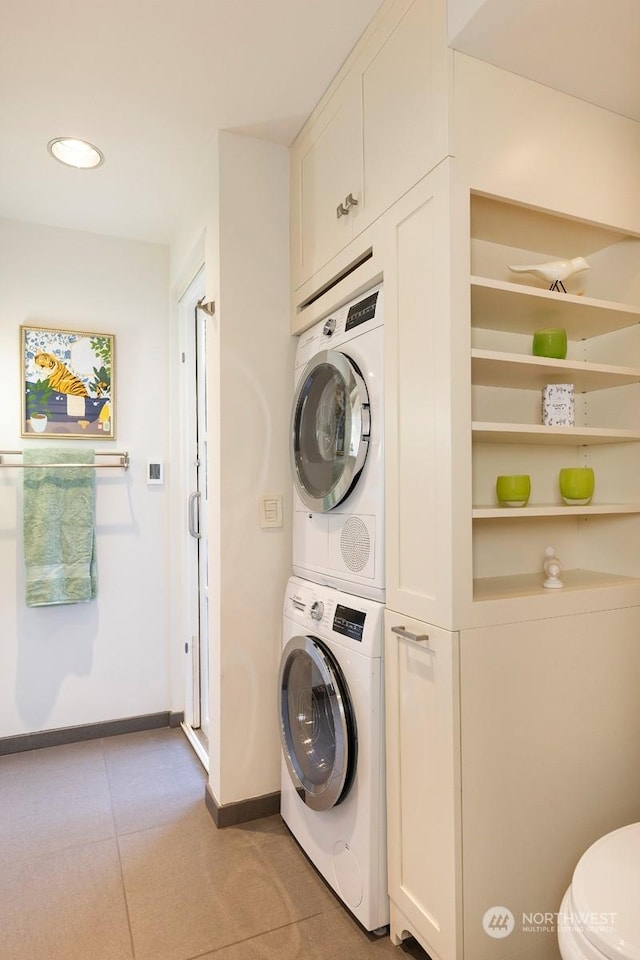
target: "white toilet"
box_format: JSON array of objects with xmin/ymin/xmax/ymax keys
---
[{"xmin": 558, "ymin": 823, "xmax": 640, "ymax": 960}]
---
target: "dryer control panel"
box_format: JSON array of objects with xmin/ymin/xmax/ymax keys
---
[{"xmin": 295, "ymin": 283, "xmax": 383, "ymax": 372}]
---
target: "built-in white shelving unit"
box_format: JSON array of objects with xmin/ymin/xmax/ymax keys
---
[{"xmin": 470, "ymin": 193, "xmax": 640, "ymax": 607}]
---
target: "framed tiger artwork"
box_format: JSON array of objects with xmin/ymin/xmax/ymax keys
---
[{"xmin": 20, "ymin": 324, "xmax": 115, "ymax": 439}]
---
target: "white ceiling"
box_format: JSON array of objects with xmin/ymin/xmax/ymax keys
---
[
  {"xmin": 1, "ymin": 0, "xmax": 637, "ymax": 248},
  {"xmin": 0, "ymin": 0, "xmax": 384, "ymax": 246}
]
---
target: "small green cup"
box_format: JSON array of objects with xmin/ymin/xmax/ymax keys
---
[
  {"xmin": 496, "ymin": 474, "xmax": 531, "ymax": 507},
  {"xmin": 559, "ymin": 467, "xmax": 594, "ymax": 505},
  {"xmin": 532, "ymin": 328, "xmax": 568, "ymax": 360}
]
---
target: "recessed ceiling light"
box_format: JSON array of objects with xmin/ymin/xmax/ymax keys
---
[{"xmin": 47, "ymin": 138, "xmax": 104, "ymax": 169}]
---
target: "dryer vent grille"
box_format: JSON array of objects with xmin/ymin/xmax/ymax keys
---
[{"xmin": 340, "ymin": 517, "xmax": 371, "ymax": 573}]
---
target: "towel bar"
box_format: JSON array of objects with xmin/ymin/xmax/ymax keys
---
[{"xmin": 0, "ymin": 450, "xmax": 129, "ymax": 469}]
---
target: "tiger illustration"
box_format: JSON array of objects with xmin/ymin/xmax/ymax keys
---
[{"xmin": 34, "ymin": 352, "xmax": 89, "ymax": 397}]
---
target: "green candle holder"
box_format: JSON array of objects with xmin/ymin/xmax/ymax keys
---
[{"xmin": 532, "ymin": 328, "xmax": 568, "ymax": 360}]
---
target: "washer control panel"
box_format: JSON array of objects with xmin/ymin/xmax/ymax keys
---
[
  {"xmin": 333, "ymin": 603, "xmax": 366, "ymax": 642},
  {"xmin": 285, "ymin": 577, "xmax": 384, "ymax": 658}
]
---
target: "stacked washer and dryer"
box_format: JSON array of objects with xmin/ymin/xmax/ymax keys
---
[{"xmin": 277, "ymin": 284, "xmax": 390, "ymax": 933}]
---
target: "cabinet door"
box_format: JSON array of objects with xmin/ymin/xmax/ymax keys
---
[
  {"xmin": 290, "ymin": 77, "xmax": 361, "ymax": 289},
  {"xmin": 459, "ymin": 611, "xmax": 640, "ymax": 960},
  {"xmin": 385, "ymin": 610, "xmax": 461, "ymax": 960},
  {"xmin": 290, "ymin": 0, "xmax": 451, "ymax": 294},
  {"xmin": 356, "ymin": 0, "xmax": 450, "ymax": 235},
  {"xmin": 383, "ymin": 162, "xmax": 459, "ymax": 628}
]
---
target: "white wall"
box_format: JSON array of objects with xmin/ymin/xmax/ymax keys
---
[
  {"xmin": 452, "ymin": 51, "xmax": 640, "ymax": 231},
  {"xmin": 213, "ymin": 132, "xmax": 293, "ymax": 804},
  {"xmin": 0, "ymin": 218, "xmax": 171, "ymax": 738},
  {"xmin": 169, "ymin": 133, "xmax": 292, "ymax": 807}
]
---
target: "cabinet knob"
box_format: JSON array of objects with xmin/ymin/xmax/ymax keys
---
[
  {"xmin": 391, "ymin": 625, "xmax": 435, "ymax": 652},
  {"xmin": 336, "ymin": 194, "xmax": 359, "ymax": 219}
]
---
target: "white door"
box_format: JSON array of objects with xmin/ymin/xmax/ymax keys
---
[{"xmin": 180, "ymin": 268, "xmax": 211, "ymax": 768}]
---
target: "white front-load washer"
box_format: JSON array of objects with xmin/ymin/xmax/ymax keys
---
[
  {"xmin": 278, "ymin": 576, "xmax": 389, "ymax": 933},
  {"xmin": 291, "ymin": 284, "xmax": 384, "ymax": 601}
]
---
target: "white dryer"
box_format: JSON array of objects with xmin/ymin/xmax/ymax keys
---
[
  {"xmin": 291, "ymin": 284, "xmax": 384, "ymax": 601},
  {"xmin": 278, "ymin": 576, "xmax": 389, "ymax": 933}
]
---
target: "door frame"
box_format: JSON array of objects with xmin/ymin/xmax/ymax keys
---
[{"xmin": 177, "ymin": 265, "xmax": 210, "ymax": 770}]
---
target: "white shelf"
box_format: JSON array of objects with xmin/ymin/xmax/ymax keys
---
[
  {"xmin": 471, "ymin": 349, "xmax": 640, "ymax": 392},
  {"xmin": 472, "ymin": 422, "xmax": 640, "ymax": 445},
  {"xmin": 470, "ymin": 276, "xmax": 640, "ymax": 339},
  {"xmin": 473, "ymin": 503, "xmax": 640, "ymax": 519},
  {"xmin": 473, "ymin": 568, "xmax": 640, "ymax": 602}
]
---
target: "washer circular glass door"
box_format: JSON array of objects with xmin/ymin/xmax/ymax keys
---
[
  {"xmin": 279, "ymin": 634, "xmax": 357, "ymax": 811},
  {"xmin": 291, "ymin": 349, "xmax": 370, "ymax": 512}
]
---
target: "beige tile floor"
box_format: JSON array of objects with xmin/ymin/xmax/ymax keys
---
[{"xmin": 0, "ymin": 727, "xmax": 429, "ymax": 960}]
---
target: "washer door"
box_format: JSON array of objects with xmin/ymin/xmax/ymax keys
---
[
  {"xmin": 291, "ymin": 350, "xmax": 370, "ymax": 512},
  {"xmin": 279, "ymin": 634, "xmax": 357, "ymax": 811}
]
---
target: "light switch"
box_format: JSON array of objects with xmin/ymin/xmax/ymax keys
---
[{"xmin": 259, "ymin": 494, "xmax": 283, "ymax": 528}]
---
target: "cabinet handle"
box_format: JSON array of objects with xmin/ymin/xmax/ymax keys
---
[
  {"xmin": 344, "ymin": 192, "xmax": 358, "ymax": 209},
  {"xmin": 336, "ymin": 201, "xmax": 349, "ymax": 219},
  {"xmin": 391, "ymin": 625, "xmax": 435, "ymax": 652}
]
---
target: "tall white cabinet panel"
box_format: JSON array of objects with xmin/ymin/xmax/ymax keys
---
[
  {"xmin": 384, "ymin": 162, "xmax": 460, "ymax": 628},
  {"xmin": 384, "ymin": 610, "xmax": 461, "ymax": 960},
  {"xmin": 290, "ymin": 0, "xmax": 451, "ymax": 294}
]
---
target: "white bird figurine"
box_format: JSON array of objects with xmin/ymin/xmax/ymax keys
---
[{"xmin": 508, "ymin": 256, "xmax": 590, "ymax": 293}]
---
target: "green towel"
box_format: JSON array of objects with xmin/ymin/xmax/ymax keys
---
[{"xmin": 23, "ymin": 448, "xmax": 97, "ymax": 607}]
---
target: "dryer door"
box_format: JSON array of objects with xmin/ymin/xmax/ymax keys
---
[
  {"xmin": 279, "ymin": 634, "xmax": 357, "ymax": 811},
  {"xmin": 291, "ymin": 349, "xmax": 370, "ymax": 512}
]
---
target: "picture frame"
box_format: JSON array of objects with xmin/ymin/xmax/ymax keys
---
[{"xmin": 21, "ymin": 324, "xmax": 115, "ymax": 439}]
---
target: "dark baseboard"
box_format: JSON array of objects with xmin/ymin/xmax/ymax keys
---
[
  {"xmin": 205, "ymin": 782, "xmax": 281, "ymax": 828},
  {"xmin": 0, "ymin": 711, "xmax": 180, "ymax": 756}
]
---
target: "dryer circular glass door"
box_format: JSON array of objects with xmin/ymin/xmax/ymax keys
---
[
  {"xmin": 291, "ymin": 349, "xmax": 370, "ymax": 512},
  {"xmin": 279, "ymin": 634, "xmax": 357, "ymax": 811}
]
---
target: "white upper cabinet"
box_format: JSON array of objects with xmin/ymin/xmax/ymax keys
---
[
  {"xmin": 290, "ymin": 0, "xmax": 451, "ymax": 295},
  {"xmin": 357, "ymin": 0, "xmax": 449, "ymax": 232},
  {"xmin": 291, "ymin": 78, "xmax": 361, "ymax": 291}
]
